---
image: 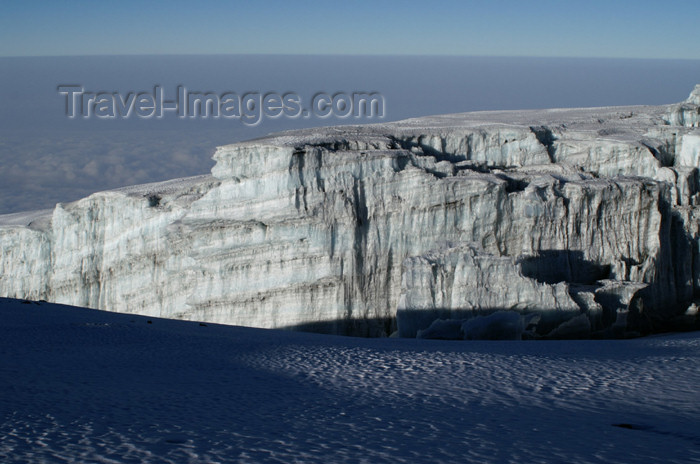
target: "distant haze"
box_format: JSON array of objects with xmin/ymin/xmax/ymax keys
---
[
  {"xmin": 1, "ymin": 55, "xmax": 699, "ymax": 213},
  {"xmin": 2, "ymin": 1, "xmax": 699, "ymax": 59}
]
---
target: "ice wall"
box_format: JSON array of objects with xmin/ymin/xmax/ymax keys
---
[{"xmin": 2, "ymin": 87, "xmax": 700, "ymax": 337}]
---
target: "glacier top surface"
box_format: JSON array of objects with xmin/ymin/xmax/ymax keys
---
[
  {"xmin": 108, "ymin": 174, "xmax": 215, "ymax": 197},
  {"xmin": 0, "ymin": 208, "xmax": 54, "ymax": 229},
  {"xmin": 234, "ymin": 104, "xmax": 672, "ymax": 149},
  {"xmin": 0, "ymin": 174, "xmax": 216, "ymax": 228}
]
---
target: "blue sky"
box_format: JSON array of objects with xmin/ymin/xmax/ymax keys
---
[
  {"xmin": 1, "ymin": 2, "xmax": 700, "ymax": 214},
  {"xmin": 1, "ymin": 0, "xmax": 699, "ymax": 59}
]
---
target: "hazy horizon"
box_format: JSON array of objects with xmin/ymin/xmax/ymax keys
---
[
  {"xmin": 3, "ymin": 1, "xmax": 699, "ymax": 59},
  {"xmin": 1, "ymin": 54, "xmax": 699, "ymax": 214}
]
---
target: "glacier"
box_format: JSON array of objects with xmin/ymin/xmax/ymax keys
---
[{"xmin": 2, "ymin": 85, "xmax": 700, "ymax": 338}]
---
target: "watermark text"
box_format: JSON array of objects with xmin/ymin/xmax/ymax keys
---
[{"xmin": 58, "ymin": 85, "xmax": 385, "ymax": 126}]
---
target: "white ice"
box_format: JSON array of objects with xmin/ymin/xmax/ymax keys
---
[{"xmin": 1, "ymin": 88, "xmax": 700, "ymax": 336}]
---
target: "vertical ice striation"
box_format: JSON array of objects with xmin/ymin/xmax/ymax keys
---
[{"xmin": 2, "ymin": 87, "xmax": 700, "ymax": 337}]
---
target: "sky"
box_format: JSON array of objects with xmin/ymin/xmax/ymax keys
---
[
  {"xmin": 1, "ymin": 0, "xmax": 700, "ymax": 59},
  {"xmin": 1, "ymin": 1, "xmax": 700, "ymax": 214}
]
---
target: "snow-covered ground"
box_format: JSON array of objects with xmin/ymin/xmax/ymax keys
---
[{"xmin": 1, "ymin": 298, "xmax": 698, "ymax": 464}]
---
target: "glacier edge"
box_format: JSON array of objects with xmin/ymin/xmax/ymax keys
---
[{"xmin": 2, "ymin": 87, "xmax": 700, "ymax": 338}]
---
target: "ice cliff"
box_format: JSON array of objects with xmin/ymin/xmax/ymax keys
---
[{"xmin": 2, "ymin": 86, "xmax": 700, "ymax": 338}]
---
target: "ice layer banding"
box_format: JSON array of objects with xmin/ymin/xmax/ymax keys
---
[{"xmin": 2, "ymin": 85, "xmax": 700, "ymax": 339}]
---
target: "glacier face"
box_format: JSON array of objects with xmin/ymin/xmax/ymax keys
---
[{"xmin": 2, "ymin": 87, "xmax": 700, "ymax": 338}]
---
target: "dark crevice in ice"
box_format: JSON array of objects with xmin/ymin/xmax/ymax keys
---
[{"xmin": 529, "ymin": 126, "xmax": 557, "ymax": 163}]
